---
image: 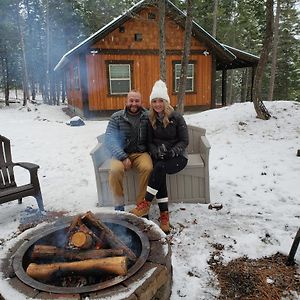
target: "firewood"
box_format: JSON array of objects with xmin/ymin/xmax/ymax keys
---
[
  {"xmin": 26, "ymin": 256, "xmax": 128, "ymax": 281},
  {"xmin": 64, "ymin": 215, "xmax": 83, "ymax": 247},
  {"xmin": 81, "ymin": 211, "xmax": 137, "ymax": 261},
  {"xmin": 70, "ymin": 231, "xmax": 93, "ymax": 249},
  {"xmin": 31, "ymin": 245, "xmax": 124, "ymax": 260},
  {"xmin": 78, "ymin": 223, "xmax": 106, "ymax": 249}
]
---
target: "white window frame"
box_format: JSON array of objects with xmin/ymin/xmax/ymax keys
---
[
  {"xmin": 109, "ymin": 64, "xmax": 131, "ymax": 95},
  {"xmin": 174, "ymin": 63, "xmax": 195, "ymax": 92}
]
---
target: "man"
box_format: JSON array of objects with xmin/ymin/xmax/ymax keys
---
[{"xmin": 104, "ymin": 90, "xmax": 153, "ymax": 211}]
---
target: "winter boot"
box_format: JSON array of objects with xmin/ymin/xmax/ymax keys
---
[
  {"xmin": 129, "ymin": 199, "xmax": 151, "ymax": 217},
  {"xmin": 159, "ymin": 211, "xmax": 170, "ymax": 234},
  {"xmin": 114, "ymin": 205, "xmax": 125, "ymax": 211}
]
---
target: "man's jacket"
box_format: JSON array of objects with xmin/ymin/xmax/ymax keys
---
[{"xmin": 104, "ymin": 108, "xmax": 149, "ymax": 161}]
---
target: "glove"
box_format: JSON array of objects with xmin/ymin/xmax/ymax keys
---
[
  {"xmin": 164, "ymin": 149, "xmax": 175, "ymax": 160},
  {"xmin": 157, "ymin": 144, "xmax": 168, "ymax": 160}
]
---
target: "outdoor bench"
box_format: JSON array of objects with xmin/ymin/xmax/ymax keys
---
[{"xmin": 90, "ymin": 125, "xmax": 210, "ymax": 207}]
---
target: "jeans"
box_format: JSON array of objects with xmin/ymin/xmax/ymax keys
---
[{"xmin": 146, "ymin": 156, "xmax": 188, "ymax": 201}]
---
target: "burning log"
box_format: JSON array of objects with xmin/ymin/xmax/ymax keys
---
[
  {"xmin": 26, "ymin": 256, "xmax": 128, "ymax": 281},
  {"xmin": 31, "ymin": 245, "xmax": 124, "ymax": 260},
  {"xmin": 78, "ymin": 223, "xmax": 106, "ymax": 249},
  {"xmin": 70, "ymin": 231, "xmax": 93, "ymax": 249},
  {"xmin": 82, "ymin": 211, "xmax": 137, "ymax": 261}
]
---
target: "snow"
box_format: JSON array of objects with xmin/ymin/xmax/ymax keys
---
[{"xmin": 0, "ymin": 100, "xmax": 299, "ymax": 299}]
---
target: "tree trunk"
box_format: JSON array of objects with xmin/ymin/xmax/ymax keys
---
[
  {"xmin": 212, "ymin": 0, "xmax": 218, "ymax": 38},
  {"xmin": 177, "ymin": 0, "xmax": 193, "ymax": 114},
  {"xmin": 44, "ymin": 0, "xmax": 50, "ymax": 104},
  {"xmin": 159, "ymin": 0, "xmax": 166, "ymax": 82},
  {"xmin": 228, "ymin": 69, "xmax": 234, "ymax": 105},
  {"xmin": 61, "ymin": 75, "xmax": 66, "ymax": 104},
  {"xmin": 2, "ymin": 45, "xmax": 10, "ymax": 106},
  {"xmin": 49, "ymin": 71, "xmax": 56, "ymax": 105},
  {"xmin": 31, "ymin": 81, "xmax": 36, "ymax": 101},
  {"xmin": 4, "ymin": 56, "xmax": 9, "ymax": 106},
  {"xmin": 252, "ymin": 0, "xmax": 273, "ymax": 120},
  {"xmin": 268, "ymin": 0, "xmax": 280, "ymax": 101},
  {"xmin": 15, "ymin": 1, "xmax": 30, "ymax": 106},
  {"xmin": 240, "ymin": 68, "xmax": 248, "ymax": 103}
]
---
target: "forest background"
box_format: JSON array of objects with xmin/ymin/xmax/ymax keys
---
[{"xmin": 0, "ymin": 0, "xmax": 299, "ymax": 107}]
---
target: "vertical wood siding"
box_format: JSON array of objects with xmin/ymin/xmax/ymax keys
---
[
  {"xmin": 66, "ymin": 56, "xmax": 83, "ymax": 109},
  {"xmin": 68, "ymin": 6, "xmax": 212, "ymax": 112}
]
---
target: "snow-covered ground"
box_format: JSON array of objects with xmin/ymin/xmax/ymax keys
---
[{"xmin": 0, "ymin": 100, "xmax": 299, "ymax": 299}]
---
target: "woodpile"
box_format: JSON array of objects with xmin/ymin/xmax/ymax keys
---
[{"xmin": 26, "ymin": 211, "xmax": 136, "ymax": 283}]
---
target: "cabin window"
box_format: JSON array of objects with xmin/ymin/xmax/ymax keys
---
[
  {"xmin": 148, "ymin": 12, "xmax": 156, "ymax": 19},
  {"xmin": 173, "ymin": 63, "xmax": 195, "ymax": 92},
  {"xmin": 73, "ymin": 65, "xmax": 80, "ymax": 90},
  {"xmin": 108, "ymin": 64, "xmax": 131, "ymax": 95},
  {"xmin": 134, "ymin": 33, "xmax": 142, "ymax": 41}
]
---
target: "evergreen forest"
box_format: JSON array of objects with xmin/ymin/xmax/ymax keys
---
[{"xmin": 0, "ymin": 0, "xmax": 299, "ymax": 106}]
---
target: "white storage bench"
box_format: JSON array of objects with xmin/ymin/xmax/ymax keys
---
[{"xmin": 90, "ymin": 125, "xmax": 211, "ymax": 206}]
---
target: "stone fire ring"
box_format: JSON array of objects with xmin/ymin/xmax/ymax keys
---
[{"xmin": 1, "ymin": 212, "xmax": 172, "ymax": 300}]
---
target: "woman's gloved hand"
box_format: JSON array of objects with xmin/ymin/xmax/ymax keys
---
[{"xmin": 164, "ymin": 149, "xmax": 175, "ymax": 160}]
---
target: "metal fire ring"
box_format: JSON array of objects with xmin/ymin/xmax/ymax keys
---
[{"xmin": 12, "ymin": 216, "xmax": 150, "ymax": 294}]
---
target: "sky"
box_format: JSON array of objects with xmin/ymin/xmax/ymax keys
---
[{"xmin": 0, "ymin": 99, "xmax": 299, "ymax": 299}]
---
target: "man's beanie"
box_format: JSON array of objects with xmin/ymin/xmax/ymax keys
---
[{"xmin": 149, "ymin": 80, "xmax": 170, "ymax": 103}]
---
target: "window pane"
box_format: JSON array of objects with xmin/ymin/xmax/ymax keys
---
[
  {"xmin": 175, "ymin": 78, "xmax": 180, "ymax": 91},
  {"xmin": 111, "ymin": 80, "xmax": 130, "ymax": 94},
  {"xmin": 110, "ymin": 65, "xmax": 130, "ymax": 78},
  {"xmin": 174, "ymin": 63, "xmax": 194, "ymax": 92},
  {"xmin": 175, "ymin": 64, "xmax": 181, "ymax": 78},
  {"xmin": 109, "ymin": 63, "xmax": 131, "ymax": 94},
  {"xmin": 187, "ymin": 64, "xmax": 193, "ymax": 77},
  {"xmin": 186, "ymin": 78, "xmax": 193, "ymax": 91}
]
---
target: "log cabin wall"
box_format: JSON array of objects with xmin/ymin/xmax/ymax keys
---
[
  {"xmin": 85, "ymin": 6, "xmax": 212, "ymax": 112},
  {"xmin": 66, "ymin": 56, "xmax": 83, "ymax": 110}
]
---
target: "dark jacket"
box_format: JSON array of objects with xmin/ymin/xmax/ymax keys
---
[
  {"xmin": 104, "ymin": 107, "xmax": 149, "ymax": 161},
  {"xmin": 148, "ymin": 111, "xmax": 189, "ymax": 159}
]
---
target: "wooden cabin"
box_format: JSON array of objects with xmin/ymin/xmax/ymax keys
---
[{"xmin": 54, "ymin": 0, "xmax": 259, "ymax": 118}]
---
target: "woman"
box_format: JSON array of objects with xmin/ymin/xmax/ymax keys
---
[{"xmin": 130, "ymin": 80, "xmax": 189, "ymax": 233}]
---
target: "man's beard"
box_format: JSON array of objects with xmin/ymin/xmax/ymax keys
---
[{"xmin": 127, "ymin": 105, "xmax": 141, "ymax": 114}]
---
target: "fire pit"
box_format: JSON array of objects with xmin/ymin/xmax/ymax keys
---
[{"xmin": 2, "ymin": 212, "xmax": 172, "ymax": 299}]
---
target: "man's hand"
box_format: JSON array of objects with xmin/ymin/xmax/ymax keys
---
[{"xmin": 122, "ymin": 158, "xmax": 132, "ymax": 170}]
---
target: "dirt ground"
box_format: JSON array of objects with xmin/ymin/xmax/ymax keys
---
[{"xmin": 209, "ymin": 243, "xmax": 300, "ymax": 300}]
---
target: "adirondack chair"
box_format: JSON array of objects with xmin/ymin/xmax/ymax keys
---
[{"xmin": 0, "ymin": 135, "xmax": 45, "ymax": 212}]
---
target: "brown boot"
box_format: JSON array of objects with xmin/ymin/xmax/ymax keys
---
[
  {"xmin": 129, "ymin": 199, "xmax": 151, "ymax": 217},
  {"xmin": 160, "ymin": 211, "xmax": 170, "ymax": 234}
]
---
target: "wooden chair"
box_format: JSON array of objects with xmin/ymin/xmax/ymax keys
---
[
  {"xmin": 0, "ymin": 135, "xmax": 45, "ymax": 212},
  {"xmin": 90, "ymin": 125, "xmax": 211, "ymax": 207}
]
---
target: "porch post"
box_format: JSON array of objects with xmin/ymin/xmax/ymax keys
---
[{"xmin": 222, "ymin": 69, "xmax": 227, "ymax": 106}]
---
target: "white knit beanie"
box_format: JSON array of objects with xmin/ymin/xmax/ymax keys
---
[{"xmin": 149, "ymin": 80, "xmax": 170, "ymax": 103}]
